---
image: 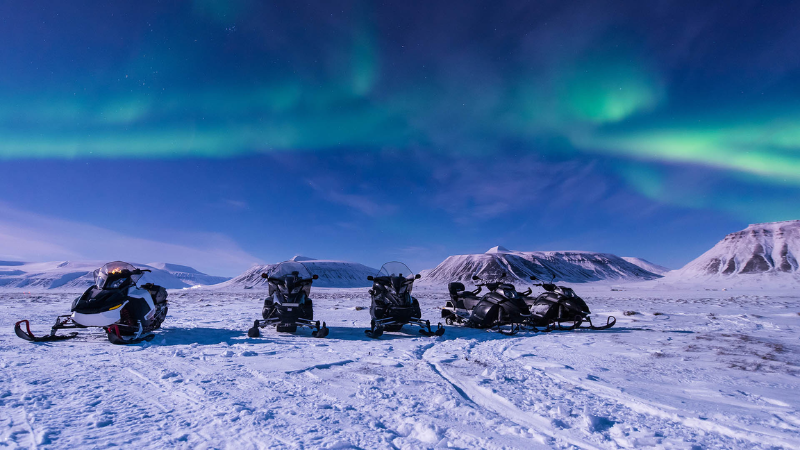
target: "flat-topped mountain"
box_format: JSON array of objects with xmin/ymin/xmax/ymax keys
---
[
  {"xmin": 420, "ymin": 247, "xmax": 661, "ymax": 284},
  {"xmin": 215, "ymin": 256, "xmax": 378, "ymax": 289}
]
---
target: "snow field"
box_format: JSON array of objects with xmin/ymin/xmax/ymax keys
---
[{"xmin": 1, "ymin": 288, "xmax": 799, "ymax": 449}]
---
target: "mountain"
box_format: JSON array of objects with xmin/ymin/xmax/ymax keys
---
[
  {"xmin": 215, "ymin": 256, "xmax": 378, "ymax": 289},
  {"xmin": 146, "ymin": 262, "xmax": 230, "ymax": 286},
  {"xmin": 419, "ymin": 247, "xmax": 661, "ymax": 284},
  {"xmin": 622, "ymin": 257, "xmax": 671, "ymax": 275},
  {"xmin": 0, "ymin": 260, "xmax": 228, "ymax": 290},
  {"xmin": 669, "ymin": 220, "xmax": 800, "ymax": 279}
]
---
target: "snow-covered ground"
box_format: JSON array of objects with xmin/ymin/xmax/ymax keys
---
[{"xmin": 1, "ymin": 285, "xmax": 799, "ymax": 449}]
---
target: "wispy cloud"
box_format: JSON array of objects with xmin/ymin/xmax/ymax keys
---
[
  {"xmin": 0, "ymin": 203, "xmax": 261, "ymax": 276},
  {"xmin": 429, "ymin": 155, "xmax": 605, "ymax": 222},
  {"xmin": 306, "ymin": 178, "xmax": 397, "ymax": 217}
]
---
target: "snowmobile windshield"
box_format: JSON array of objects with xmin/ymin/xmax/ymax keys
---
[
  {"xmin": 376, "ymin": 261, "xmax": 415, "ymax": 293},
  {"xmin": 560, "ymin": 287, "xmax": 578, "ymax": 298},
  {"xmin": 266, "ymin": 262, "xmax": 313, "ymax": 294},
  {"xmin": 93, "ymin": 261, "xmax": 142, "ymax": 289},
  {"xmin": 497, "ymin": 283, "xmax": 519, "ymax": 299}
]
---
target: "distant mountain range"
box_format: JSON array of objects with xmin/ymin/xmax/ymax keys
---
[
  {"xmin": 419, "ymin": 246, "xmax": 662, "ymax": 284},
  {"xmin": 214, "ymin": 256, "xmax": 378, "ymax": 289},
  {"xmin": 0, "ymin": 260, "xmax": 230, "ymax": 290}
]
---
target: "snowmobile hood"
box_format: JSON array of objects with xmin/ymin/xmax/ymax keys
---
[
  {"xmin": 72, "ymin": 286, "xmax": 128, "ymax": 315},
  {"xmin": 72, "ymin": 308, "xmax": 124, "ymax": 327}
]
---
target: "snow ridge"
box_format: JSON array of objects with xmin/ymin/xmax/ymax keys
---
[
  {"xmin": 146, "ymin": 262, "xmax": 231, "ymax": 286},
  {"xmin": 622, "ymin": 257, "xmax": 671, "ymax": 275}
]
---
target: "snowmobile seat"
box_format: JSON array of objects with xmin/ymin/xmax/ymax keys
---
[
  {"xmin": 141, "ymin": 283, "xmax": 168, "ymax": 305},
  {"xmin": 448, "ymin": 282, "xmax": 482, "ymax": 310},
  {"xmin": 448, "ymin": 282, "xmax": 466, "ymax": 296}
]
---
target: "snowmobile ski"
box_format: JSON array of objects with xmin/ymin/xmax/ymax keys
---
[
  {"xmin": 14, "ymin": 319, "xmax": 78, "ymax": 342},
  {"xmin": 364, "ymin": 320, "xmax": 384, "ymax": 339},
  {"xmin": 311, "ymin": 321, "xmax": 329, "ymax": 338},
  {"xmin": 106, "ymin": 324, "xmax": 156, "ymax": 345}
]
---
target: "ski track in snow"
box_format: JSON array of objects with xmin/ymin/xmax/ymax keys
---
[{"xmin": 1, "ymin": 288, "xmax": 799, "ymax": 449}]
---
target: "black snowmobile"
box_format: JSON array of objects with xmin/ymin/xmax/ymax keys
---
[
  {"xmin": 442, "ymin": 272, "xmax": 534, "ymax": 334},
  {"xmin": 14, "ymin": 261, "xmax": 169, "ymax": 345},
  {"xmin": 247, "ymin": 261, "xmax": 329, "ymax": 338},
  {"xmin": 364, "ymin": 262, "xmax": 444, "ymax": 338},
  {"xmin": 525, "ymin": 275, "xmax": 616, "ymax": 330}
]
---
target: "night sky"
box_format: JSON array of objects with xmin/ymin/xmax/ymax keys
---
[{"xmin": 1, "ymin": 1, "xmax": 798, "ymax": 276}]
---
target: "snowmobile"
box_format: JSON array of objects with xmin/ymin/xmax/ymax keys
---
[
  {"xmin": 14, "ymin": 261, "xmax": 169, "ymax": 345},
  {"xmin": 364, "ymin": 262, "xmax": 444, "ymax": 338},
  {"xmin": 247, "ymin": 261, "xmax": 329, "ymax": 338},
  {"xmin": 525, "ymin": 275, "xmax": 616, "ymax": 330},
  {"xmin": 441, "ymin": 272, "xmax": 534, "ymax": 334}
]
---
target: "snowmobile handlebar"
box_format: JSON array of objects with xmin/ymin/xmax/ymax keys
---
[{"xmin": 261, "ymin": 273, "xmax": 318, "ymax": 283}]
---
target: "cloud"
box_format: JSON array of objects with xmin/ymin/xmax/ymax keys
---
[
  {"xmin": 0, "ymin": 203, "xmax": 261, "ymax": 276},
  {"xmin": 428, "ymin": 155, "xmax": 607, "ymax": 221},
  {"xmin": 306, "ymin": 178, "xmax": 398, "ymax": 217}
]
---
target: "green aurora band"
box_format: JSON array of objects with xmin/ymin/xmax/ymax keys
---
[{"xmin": 0, "ymin": 19, "xmax": 798, "ymax": 221}]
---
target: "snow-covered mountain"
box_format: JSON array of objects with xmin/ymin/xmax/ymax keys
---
[
  {"xmin": 622, "ymin": 257, "xmax": 671, "ymax": 275},
  {"xmin": 669, "ymin": 220, "xmax": 800, "ymax": 279},
  {"xmin": 420, "ymin": 246, "xmax": 661, "ymax": 284},
  {"xmin": 146, "ymin": 262, "xmax": 230, "ymax": 286},
  {"xmin": 215, "ymin": 256, "xmax": 378, "ymax": 289},
  {"xmin": 0, "ymin": 260, "xmax": 228, "ymax": 290}
]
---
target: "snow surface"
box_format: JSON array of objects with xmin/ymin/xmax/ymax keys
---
[
  {"xmin": 621, "ymin": 257, "xmax": 671, "ymax": 276},
  {"xmin": 2, "ymin": 283, "xmax": 799, "ymax": 449},
  {"xmin": 420, "ymin": 248, "xmax": 661, "ymax": 285}
]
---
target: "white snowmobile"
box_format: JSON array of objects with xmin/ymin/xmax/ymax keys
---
[
  {"xmin": 364, "ymin": 261, "xmax": 444, "ymax": 338},
  {"xmin": 14, "ymin": 261, "xmax": 169, "ymax": 345},
  {"xmin": 247, "ymin": 261, "xmax": 329, "ymax": 338}
]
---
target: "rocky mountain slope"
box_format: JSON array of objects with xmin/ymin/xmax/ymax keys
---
[{"xmin": 669, "ymin": 220, "xmax": 799, "ymax": 279}]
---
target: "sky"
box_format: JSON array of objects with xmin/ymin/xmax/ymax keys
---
[{"xmin": 0, "ymin": 0, "xmax": 799, "ymax": 276}]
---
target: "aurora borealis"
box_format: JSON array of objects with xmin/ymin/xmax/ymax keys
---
[{"xmin": 0, "ymin": 0, "xmax": 798, "ymax": 274}]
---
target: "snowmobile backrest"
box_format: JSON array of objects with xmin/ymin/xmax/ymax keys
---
[
  {"xmin": 141, "ymin": 283, "xmax": 168, "ymax": 305},
  {"xmin": 448, "ymin": 282, "xmax": 465, "ymax": 296}
]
